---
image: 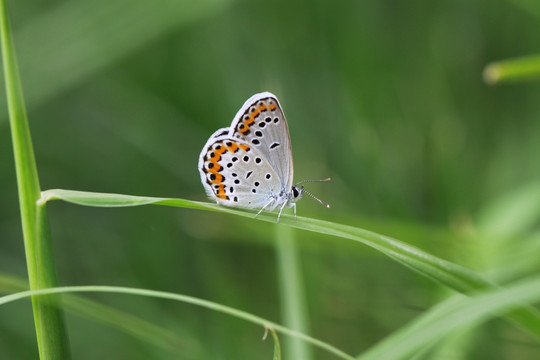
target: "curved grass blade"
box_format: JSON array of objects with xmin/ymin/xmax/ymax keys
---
[
  {"xmin": 358, "ymin": 274, "xmax": 540, "ymax": 360},
  {"xmin": 263, "ymin": 326, "xmax": 282, "ymax": 360},
  {"xmin": 0, "ymin": 286, "xmax": 355, "ymax": 360},
  {"xmin": 0, "ymin": 273, "xmax": 201, "ymax": 357},
  {"xmin": 40, "ymin": 189, "xmax": 540, "ymax": 340}
]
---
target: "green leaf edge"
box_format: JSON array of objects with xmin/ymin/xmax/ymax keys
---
[
  {"xmin": 40, "ymin": 189, "xmax": 540, "ymax": 341},
  {"xmin": 0, "ymin": 286, "xmax": 354, "ymax": 360},
  {"xmin": 358, "ymin": 273, "xmax": 540, "ymax": 359}
]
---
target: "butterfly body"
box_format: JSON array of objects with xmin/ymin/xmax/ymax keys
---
[{"xmin": 198, "ymin": 92, "xmax": 327, "ymax": 221}]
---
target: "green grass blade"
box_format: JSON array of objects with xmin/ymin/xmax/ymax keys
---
[
  {"xmin": 265, "ymin": 326, "xmax": 282, "ymax": 360},
  {"xmin": 0, "ymin": 286, "xmax": 355, "ymax": 360},
  {"xmin": 33, "ymin": 204, "xmax": 70, "ymax": 358},
  {"xmin": 275, "ymin": 225, "xmax": 313, "ymax": 360},
  {"xmin": 483, "ymin": 54, "xmax": 540, "ymax": 84},
  {"xmin": 357, "ymin": 274, "xmax": 540, "ymax": 360},
  {"xmin": 0, "ymin": 273, "xmax": 199, "ymax": 356},
  {"xmin": 40, "ymin": 189, "xmax": 540, "ymax": 340},
  {"xmin": 0, "ymin": 1, "xmax": 70, "ymax": 358}
]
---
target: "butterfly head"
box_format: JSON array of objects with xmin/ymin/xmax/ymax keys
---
[{"xmin": 291, "ymin": 185, "xmax": 304, "ymax": 202}]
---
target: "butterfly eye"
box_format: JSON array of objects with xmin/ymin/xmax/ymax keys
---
[{"xmin": 292, "ymin": 187, "xmax": 299, "ymax": 198}]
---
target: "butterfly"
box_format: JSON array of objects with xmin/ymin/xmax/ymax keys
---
[{"xmin": 198, "ymin": 92, "xmax": 330, "ymax": 222}]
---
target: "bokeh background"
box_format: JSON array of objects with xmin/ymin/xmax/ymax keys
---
[{"xmin": 1, "ymin": 0, "xmax": 540, "ymax": 359}]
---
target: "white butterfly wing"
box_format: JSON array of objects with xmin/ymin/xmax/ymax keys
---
[
  {"xmin": 228, "ymin": 92, "xmax": 294, "ymax": 190},
  {"xmin": 198, "ymin": 135, "xmax": 283, "ymax": 209}
]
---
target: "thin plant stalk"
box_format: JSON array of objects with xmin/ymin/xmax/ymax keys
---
[
  {"xmin": 275, "ymin": 224, "xmax": 313, "ymax": 360},
  {"xmin": 0, "ymin": 0, "xmax": 70, "ymax": 358}
]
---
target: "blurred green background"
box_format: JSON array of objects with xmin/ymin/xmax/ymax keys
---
[{"xmin": 2, "ymin": 0, "xmax": 540, "ymax": 359}]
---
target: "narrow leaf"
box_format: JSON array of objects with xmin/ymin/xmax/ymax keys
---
[
  {"xmin": 1, "ymin": 1, "xmax": 70, "ymax": 358},
  {"xmin": 0, "ymin": 286, "xmax": 355, "ymax": 360},
  {"xmin": 358, "ymin": 275, "xmax": 540, "ymax": 360},
  {"xmin": 484, "ymin": 54, "xmax": 540, "ymax": 84},
  {"xmin": 0, "ymin": 273, "xmax": 199, "ymax": 356},
  {"xmin": 40, "ymin": 189, "xmax": 540, "ymax": 340}
]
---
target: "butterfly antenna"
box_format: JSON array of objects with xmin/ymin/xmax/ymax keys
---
[
  {"xmin": 302, "ymin": 189, "xmax": 330, "ymax": 208},
  {"xmin": 295, "ymin": 177, "xmax": 331, "ymax": 186}
]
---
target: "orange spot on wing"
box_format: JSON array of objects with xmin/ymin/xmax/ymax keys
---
[
  {"xmin": 216, "ymin": 184, "xmax": 228, "ymax": 199},
  {"xmin": 259, "ymin": 104, "xmax": 268, "ymax": 112},
  {"xmin": 208, "ymin": 163, "xmax": 222, "ymax": 175},
  {"xmin": 210, "ymin": 173, "xmax": 223, "ymax": 184},
  {"xmin": 240, "ymin": 113, "xmax": 256, "ymax": 133},
  {"xmin": 208, "ymin": 142, "xmax": 228, "ymax": 161},
  {"xmin": 225, "ymin": 142, "xmax": 239, "ymax": 153},
  {"xmin": 206, "ymin": 142, "xmax": 229, "ymax": 180},
  {"xmin": 216, "ymin": 147, "xmax": 227, "ymax": 155},
  {"xmin": 239, "ymin": 144, "xmax": 250, "ymax": 152},
  {"xmin": 269, "ymin": 103, "xmax": 277, "ymax": 111}
]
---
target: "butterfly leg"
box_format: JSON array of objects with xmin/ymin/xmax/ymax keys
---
[
  {"xmin": 277, "ymin": 201, "xmax": 288, "ymax": 223},
  {"xmin": 255, "ymin": 199, "xmax": 275, "ymax": 218}
]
